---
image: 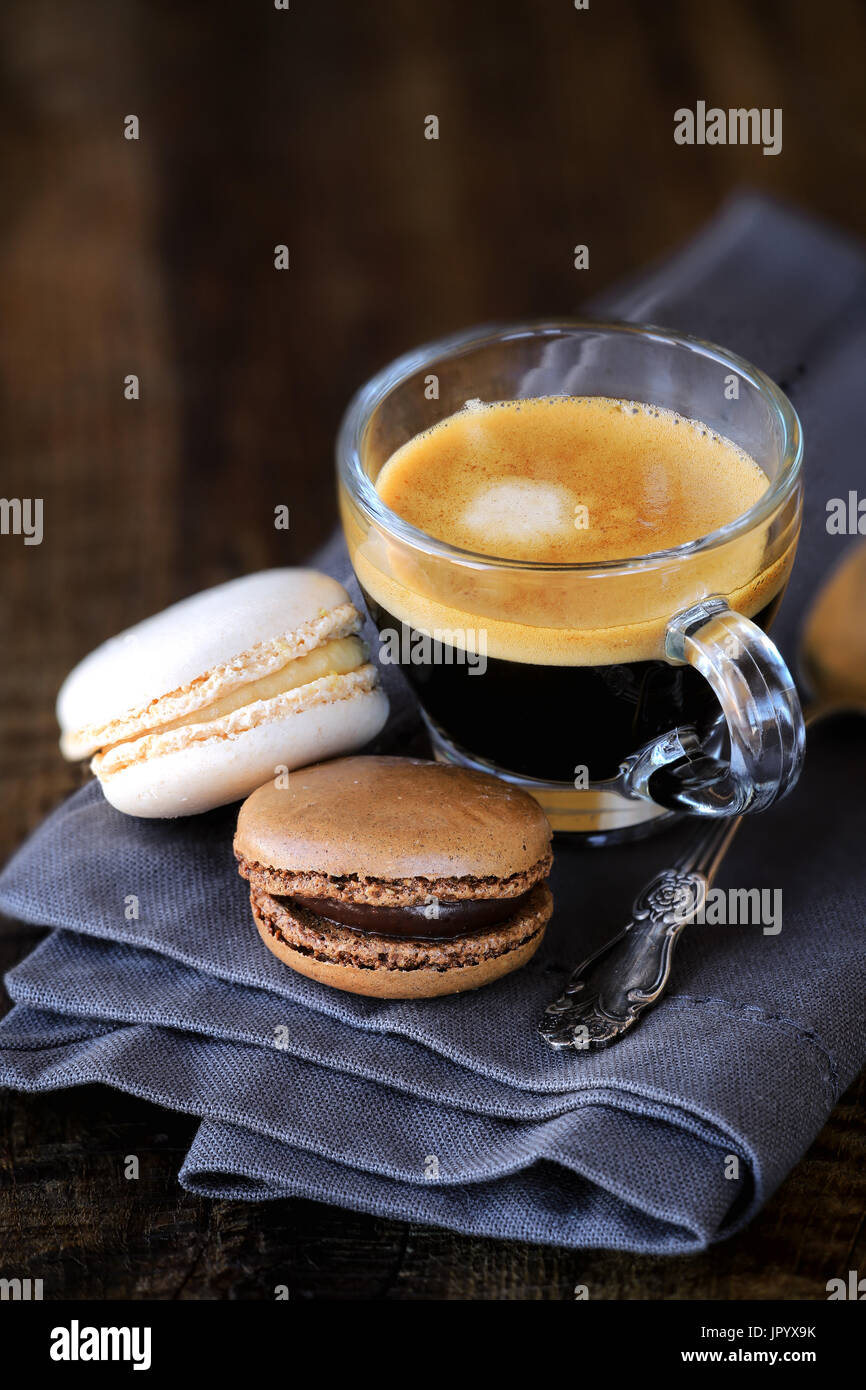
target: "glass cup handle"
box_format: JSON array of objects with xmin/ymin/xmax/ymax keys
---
[{"xmin": 622, "ymin": 597, "xmax": 806, "ymax": 816}]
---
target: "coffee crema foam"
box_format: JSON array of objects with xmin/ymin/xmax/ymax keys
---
[
  {"xmin": 351, "ymin": 396, "xmax": 794, "ymax": 665},
  {"xmin": 376, "ymin": 396, "xmax": 768, "ymax": 563}
]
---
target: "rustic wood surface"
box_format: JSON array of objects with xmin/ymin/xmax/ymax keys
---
[{"xmin": 1, "ymin": 0, "xmax": 864, "ymax": 1299}]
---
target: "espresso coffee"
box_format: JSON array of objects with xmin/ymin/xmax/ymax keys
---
[{"xmin": 358, "ymin": 396, "xmax": 791, "ymax": 783}]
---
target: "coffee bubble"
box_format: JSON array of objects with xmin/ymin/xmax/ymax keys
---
[{"xmin": 461, "ymin": 479, "xmax": 576, "ymax": 549}]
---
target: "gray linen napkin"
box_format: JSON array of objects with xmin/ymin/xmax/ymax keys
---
[{"xmin": 1, "ymin": 192, "xmax": 865, "ymax": 1250}]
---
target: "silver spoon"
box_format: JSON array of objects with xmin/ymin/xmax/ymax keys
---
[{"xmin": 539, "ymin": 541, "xmax": 866, "ymax": 1051}]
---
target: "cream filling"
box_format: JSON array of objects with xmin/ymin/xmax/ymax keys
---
[
  {"xmin": 151, "ymin": 636, "xmax": 367, "ymax": 733},
  {"xmin": 94, "ymin": 659, "xmax": 380, "ymax": 776}
]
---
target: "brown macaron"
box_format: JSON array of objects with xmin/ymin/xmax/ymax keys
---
[{"xmin": 234, "ymin": 755, "xmax": 554, "ymax": 998}]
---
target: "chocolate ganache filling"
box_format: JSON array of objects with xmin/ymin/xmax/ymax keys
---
[{"xmin": 289, "ymin": 891, "xmax": 533, "ymax": 941}]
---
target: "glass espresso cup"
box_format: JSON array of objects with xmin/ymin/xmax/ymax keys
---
[{"xmin": 337, "ymin": 321, "xmax": 804, "ymax": 838}]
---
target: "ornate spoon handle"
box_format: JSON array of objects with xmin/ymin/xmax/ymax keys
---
[{"xmin": 539, "ymin": 816, "xmax": 741, "ymax": 1050}]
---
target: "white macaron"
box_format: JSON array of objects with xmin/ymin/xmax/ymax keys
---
[{"xmin": 57, "ymin": 569, "xmax": 389, "ymax": 817}]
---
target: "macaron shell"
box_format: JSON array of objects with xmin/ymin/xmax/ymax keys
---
[
  {"xmin": 57, "ymin": 568, "xmax": 352, "ymax": 739},
  {"xmin": 255, "ymin": 918, "xmax": 546, "ymax": 997},
  {"xmin": 61, "ymin": 614, "xmax": 362, "ymax": 762},
  {"xmin": 96, "ymin": 682, "xmax": 388, "ymax": 818},
  {"xmin": 234, "ymin": 755, "xmax": 553, "ymax": 881}
]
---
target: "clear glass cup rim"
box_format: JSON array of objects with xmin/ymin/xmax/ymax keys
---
[{"xmin": 337, "ymin": 317, "xmax": 804, "ymax": 575}]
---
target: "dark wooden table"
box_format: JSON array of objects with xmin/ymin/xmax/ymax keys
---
[{"xmin": 1, "ymin": 0, "xmax": 864, "ymax": 1299}]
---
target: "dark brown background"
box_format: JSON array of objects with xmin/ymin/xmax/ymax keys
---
[{"xmin": 1, "ymin": 0, "xmax": 864, "ymax": 1299}]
